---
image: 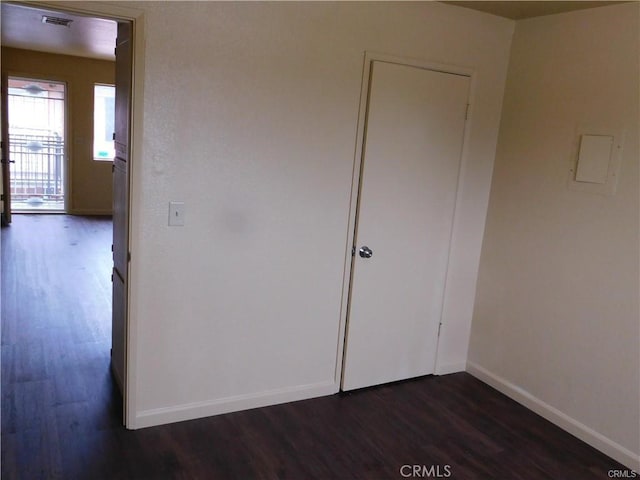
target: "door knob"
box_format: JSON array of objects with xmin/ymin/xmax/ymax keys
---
[{"xmin": 359, "ymin": 246, "xmax": 373, "ymax": 258}]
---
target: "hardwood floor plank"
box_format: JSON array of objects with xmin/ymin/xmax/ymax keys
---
[{"xmin": 1, "ymin": 215, "xmax": 630, "ymax": 479}]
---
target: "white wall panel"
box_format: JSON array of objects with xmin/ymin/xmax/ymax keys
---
[
  {"xmin": 470, "ymin": 3, "xmax": 639, "ymax": 469},
  {"xmin": 113, "ymin": 1, "xmax": 514, "ymax": 426}
]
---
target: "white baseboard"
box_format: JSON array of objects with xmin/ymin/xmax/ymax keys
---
[
  {"xmin": 133, "ymin": 381, "xmax": 339, "ymax": 429},
  {"xmin": 436, "ymin": 362, "xmax": 466, "ymax": 375},
  {"xmin": 466, "ymin": 361, "xmax": 640, "ymax": 472}
]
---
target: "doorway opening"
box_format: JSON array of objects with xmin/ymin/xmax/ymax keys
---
[
  {"xmin": 1, "ymin": 1, "xmax": 139, "ymax": 428},
  {"xmin": 7, "ymin": 77, "xmax": 66, "ymax": 212}
]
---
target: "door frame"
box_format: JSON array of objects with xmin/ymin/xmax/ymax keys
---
[
  {"xmin": 335, "ymin": 51, "xmax": 477, "ymax": 387},
  {"xmin": 16, "ymin": 0, "xmax": 146, "ymax": 428},
  {"xmin": 1, "ymin": 74, "xmax": 10, "ymax": 224},
  {"xmin": 4, "ymin": 73, "xmax": 70, "ymax": 213}
]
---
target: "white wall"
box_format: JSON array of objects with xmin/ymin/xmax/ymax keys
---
[
  {"xmin": 117, "ymin": 1, "xmax": 514, "ymax": 427},
  {"xmin": 469, "ymin": 3, "xmax": 639, "ymax": 470}
]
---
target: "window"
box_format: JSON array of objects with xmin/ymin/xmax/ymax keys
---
[{"xmin": 93, "ymin": 84, "xmax": 115, "ymax": 161}]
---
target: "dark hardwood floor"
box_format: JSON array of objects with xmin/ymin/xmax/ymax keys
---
[{"xmin": 1, "ymin": 214, "xmax": 628, "ymax": 479}]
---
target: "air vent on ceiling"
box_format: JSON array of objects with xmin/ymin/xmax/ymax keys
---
[{"xmin": 41, "ymin": 15, "xmax": 73, "ymax": 27}]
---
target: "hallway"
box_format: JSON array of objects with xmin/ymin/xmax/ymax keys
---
[{"xmin": 1, "ymin": 214, "xmax": 119, "ymax": 478}]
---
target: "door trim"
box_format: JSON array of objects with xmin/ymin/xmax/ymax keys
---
[
  {"xmin": 334, "ymin": 52, "xmax": 477, "ymax": 388},
  {"xmin": 19, "ymin": 0, "xmax": 146, "ymax": 429},
  {"xmin": 1, "ymin": 74, "xmax": 10, "ymax": 224}
]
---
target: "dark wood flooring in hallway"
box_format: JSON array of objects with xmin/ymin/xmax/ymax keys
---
[{"xmin": 1, "ymin": 214, "xmax": 627, "ymax": 479}]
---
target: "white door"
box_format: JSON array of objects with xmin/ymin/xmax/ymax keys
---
[
  {"xmin": 342, "ymin": 60, "xmax": 470, "ymax": 391},
  {"xmin": 112, "ymin": 20, "xmax": 132, "ymax": 419}
]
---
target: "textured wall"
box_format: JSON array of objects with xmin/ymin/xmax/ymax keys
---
[
  {"xmin": 110, "ymin": 1, "xmax": 514, "ymax": 426},
  {"xmin": 470, "ymin": 2, "xmax": 639, "ymax": 467}
]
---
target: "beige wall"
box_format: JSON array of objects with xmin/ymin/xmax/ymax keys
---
[
  {"xmin": 469, "ymin": 3, "xmax": 639, "ymax": 470},
  {"xmin": 103, "ymin": 1, "xmax": 516, "ymax": 428},
  {"xmin": 2, "ymin": 47, "xmax": 115, "ymax": 214}
]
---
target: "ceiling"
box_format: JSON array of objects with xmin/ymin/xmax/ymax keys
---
[
  {"xmin": 442, "ymin": 1, "xmax": 628, "ymax": 20},
  {"xmin": 1, "ymin": 3, "xmax": 116, "ymax": 61},
  {"xmin": 0, "ymin": 1, "xmax": 628, "ymax": 61}
]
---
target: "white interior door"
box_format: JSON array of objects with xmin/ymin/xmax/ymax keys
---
[
  {"xmin": 112, "ymin": 20, "xmax": 132, "ymax": 419},
  {"xmin": 342, "ymin": 60, "xmax": 470, "ymax": 391}
]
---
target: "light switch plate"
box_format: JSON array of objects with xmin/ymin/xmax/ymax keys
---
[{"xmin": 168, "ymin": 201, "xmax": 185, "ymax": 226}]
